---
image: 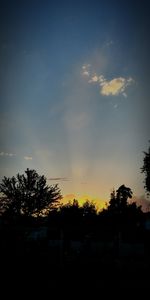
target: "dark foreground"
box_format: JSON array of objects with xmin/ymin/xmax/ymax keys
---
[{"xmin": 1, "ymin": 244, "xmax": 150, "ymax": 296}]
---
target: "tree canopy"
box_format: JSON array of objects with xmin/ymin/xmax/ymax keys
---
[
  {"xmin": 141, "ymin": 144, "xmax": 150, "ymax": 195},
  {"xmin": 0, "ymin": 168, "xmax": 62, "ymax": 217}
]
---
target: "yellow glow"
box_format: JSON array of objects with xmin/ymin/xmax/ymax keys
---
[
  {"xmin": 101, "ymin": 78, "xmax": 125, "ymax": 96},
  {"xmin": 62, "ymin": 193, "xmax": 106, "ymax": 211}
]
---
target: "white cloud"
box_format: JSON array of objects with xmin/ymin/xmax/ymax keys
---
[
  {"xmin": 88, "ymin": 75, "xmax": 99, "ymax": 83},
  {"xmin": 100, "ymin": 77, "xmax": 127, "ymax": 96},
  {"xmin": 99, "ymin": 75, "xmax": 106, "ymax": 83},
  {"xmin": 82, "ymin": 70, "xmax": 90, "ymax": 76},
  {"xmin": 100, "ymin": 77, "xmax": 133, "ymax": 96},
  {"xmin": 122, "ymin": 92, "xmax": 127, "ymax": 98},
  {"xmin": 82, "ymin": 64, "xmax": 90, "ymax": 70},
  {"xmin": 127, "ymin": 77, "xmax": 134, "ymax": 83},
  {"xmin": 24, "ymin": 156, "xmax": 32, "ymax": 160},
  {"xmin": 82, "ymin": 64, "xmax": 134, "ymax": 97},
  {"xmin": 81, "ymin": 64, "xmax": 91, "ymax": 77}
]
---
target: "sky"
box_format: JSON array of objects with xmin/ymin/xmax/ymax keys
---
[{"xmin": 0, "ymin": 0, "xmax": 150, "ymax": 208}]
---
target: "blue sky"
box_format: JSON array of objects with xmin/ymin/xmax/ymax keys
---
[{"xmin": 0, "ymin": 0, "xmax": 150, "ymax": 205}]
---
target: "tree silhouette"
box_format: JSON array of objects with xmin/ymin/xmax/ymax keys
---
[
  {"xmin": 141, "ymin": 144, "xmax": 150, "ymax": 196},
  {"xmin": 82, "ymin": 200, "xmax": 97, "ymax": 217},
  {"xmin": 106, "ymin": 185, "xmax": 143, "ymax": 243},
  {"xmin": 108, "ymin": 185, "xmax": 133, "ymax": 213},
  {"xmin": 59, "ymin": 199, "xmax": 83, "ymax": 225},
  {"xmin": 0, "ymin": 168, "xmax": 62, "ymax": 217},
  {"xmin": 116, "ymin": 184, "xmax": 133, "ymax": 209}
]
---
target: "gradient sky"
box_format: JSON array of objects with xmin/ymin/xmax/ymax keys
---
[{"xmin": 0, "ymin": 0, "xmax": 150, "ymax": 207}]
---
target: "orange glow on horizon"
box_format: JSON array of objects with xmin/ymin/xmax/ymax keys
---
[{"xmin": 62, "ymin": 193, "xmax": 107, "ymax": 211}]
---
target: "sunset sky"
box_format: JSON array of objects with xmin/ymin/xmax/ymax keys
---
[{"xmin": 0, "ymin": 0, "xmax": 150, "ymax": 208}]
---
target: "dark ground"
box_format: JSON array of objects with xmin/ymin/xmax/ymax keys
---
[{"xmin": 1, "ymin": 246, "xmax": 150, "ymax": 297}]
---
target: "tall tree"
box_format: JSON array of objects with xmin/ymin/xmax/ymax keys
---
[
  {"xmin": 0, "ymin": 168, "xmax": 62, "ymax": 217},
  {"xmin": 141, "ymin": 144, "xmax": 150, "ymax": 195},
  {"xmin": 116, "ymin": 184, "xmax": 133, "ymax": 208},
  {"xmin": 108, "ymin": 185, "xmax": 133, "ymax": 213}
]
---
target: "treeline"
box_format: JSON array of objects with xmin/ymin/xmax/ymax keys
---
[
  {"xmin": 0, "ymin": 149, "xmax": 150, "ymax": 292},
  {"xmin": 0, "ymin": 169, "xmax": 145, "ymax": 245}
]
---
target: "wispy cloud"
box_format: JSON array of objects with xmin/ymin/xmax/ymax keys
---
[
  {"xmin": 105, "ymin": 40, "xmax": 114, "ymax": 47},
  {"xmin": 81, "ymin": 64, "xmax": 134, "ymax": 97},
  {"xmin": 113, "ymin": 104, "xmax": 118, "ymax": 109},
  {"xmin": 48, "ymin": 177, "xmax": 69, "ymax": 181},
  {"xmin": 24, "ymin": 156, "xmax": 32, "ymax": 160},
  {"xmin": 81, "ymin": 64, "xmax": 91, "ymax": 77},
  {"xmin": 0, "ymin": 152, "xmax": 34, "ymax": 161},
  {"xmin": 0, "ymin": 152, "xmax": 15, "ymax": 157}
]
